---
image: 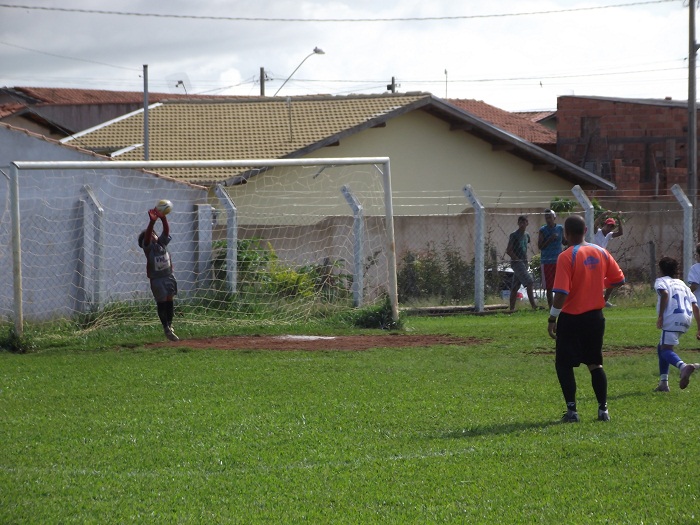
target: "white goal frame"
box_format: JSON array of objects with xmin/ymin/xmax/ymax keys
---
[{"xmin": 9, "ymin": 157, "xmax": 399, "ymax": 335}]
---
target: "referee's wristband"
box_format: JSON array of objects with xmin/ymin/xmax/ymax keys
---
[{"xmin": 549, "ymin": 306, "xmax": 562, "ymax": 318}]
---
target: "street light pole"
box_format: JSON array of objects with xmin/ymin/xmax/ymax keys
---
[{"xmin": 274, "ymin": 47, "xmax": 325, "ymax": 96}]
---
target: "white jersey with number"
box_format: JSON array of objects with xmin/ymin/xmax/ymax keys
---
[
  {"xmin": 687, "ymin": 262, "xmax": 700, "ymax": 304},
  {"xmin": 655, "ymin": 276, "xmax": 696, "ymax": 333}
]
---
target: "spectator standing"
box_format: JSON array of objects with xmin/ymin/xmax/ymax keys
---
[
  {"xmin": 538, "ymin": 209, "xmax": 564, "ymax": 308},
  {"xmin": 593, "ymin": 211, "xmax": 624, "ymax": 306},
  {"xmin": 505, "ymin": 215, "xmax": 539, "ymax": 312}
]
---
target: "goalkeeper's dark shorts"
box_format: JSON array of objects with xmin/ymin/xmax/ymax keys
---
[
  {"xmin": 555, "ymin": 309, "xmax": 605, "ymax": 367},
  {"xmin": 150, "ymin": 274, "xmax": 178, "ymax": 303}
]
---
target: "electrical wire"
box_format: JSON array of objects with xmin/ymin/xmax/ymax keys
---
[
  {"xmin": 0, "ymin": 1, "xmax": 679, "ymax": 23},
  {"xmin": 0, "ymin": 40, "xmax": 140, "ymax": 71}
]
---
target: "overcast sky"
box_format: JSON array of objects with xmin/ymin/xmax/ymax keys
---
[{"xmin": 0, "ymin": 0, "xmax": 692, "ymax": 111}]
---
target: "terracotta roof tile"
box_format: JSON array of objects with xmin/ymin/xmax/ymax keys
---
[
  {"xmin": 7, "ymin": 86, "xmax": 230, "ymax": 105},
  {"xmin": 447, "ymin": 98, "xmax": 555, "ymax": 145},
  {"xmin": 0, "ymin": 103, "xmax": 25, "ymax": 118},
  {"xmin": 515, "ymin": 110, "xmax": 557, "ymax": 123}
]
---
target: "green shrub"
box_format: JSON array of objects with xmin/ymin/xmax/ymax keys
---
[
  {"xmin": 549, "ymin": 196, "xmax": 576, "ymax": 214},
  {"xmin": 352, "ymin": 296, "xmax": 401, "ymax": 330},
  {"xmin": 0, "ymin": 325, "xmax": 36, "ymax": 353},
  {"xmin": 397, "ymin": 240, "xmax": 475, "ymax": 304}
]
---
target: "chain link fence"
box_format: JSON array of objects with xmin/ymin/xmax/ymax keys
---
[{"xmin": 392, "ymin": 189, "xmax": 686, "ymax": 308}]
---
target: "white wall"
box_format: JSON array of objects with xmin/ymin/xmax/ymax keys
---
[{"xmin": 0, "ymin": 126, "xmax": 209, "ymax": 321}]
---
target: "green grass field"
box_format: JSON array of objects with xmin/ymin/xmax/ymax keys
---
[{"xmin": 2, "ymin": 305, "xmax": 699, "ymax": 524}]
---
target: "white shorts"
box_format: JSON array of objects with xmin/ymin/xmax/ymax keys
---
[{"xmin": 659, "ymin": 330, "xmax": 685, "ymax": 347}]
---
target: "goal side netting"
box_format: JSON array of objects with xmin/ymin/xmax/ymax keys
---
[{"xmin": 2, "ymin": 158, "xmax": 398, "ymax": 333}]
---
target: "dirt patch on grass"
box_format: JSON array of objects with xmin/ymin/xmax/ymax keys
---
[
  {"xmin": 529, "ymin": 346, "xmax": 700, "ymax": 357},
  {"xmin": 147, "ymin": 334, "xmax": 485, "ymax": 351}
]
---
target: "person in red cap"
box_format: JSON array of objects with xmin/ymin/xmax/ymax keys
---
[
  {"xmin": 594, "ymin": 211, "xmax": 624, "ymax": 306},
  {"xmin": 593, "ymin": 213, "xmax": 623, "ymax": 249}
]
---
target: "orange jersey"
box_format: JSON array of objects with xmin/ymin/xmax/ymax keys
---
[{"xmin": 553, "ymin": 242, "xmax": 625, "ymax": 315}]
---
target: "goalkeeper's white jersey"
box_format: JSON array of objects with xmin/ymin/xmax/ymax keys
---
[{"xmin": 655, "ymin": 276, "xmax": 696, "ymax": 332}]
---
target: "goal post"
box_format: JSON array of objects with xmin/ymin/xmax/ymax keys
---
[{"xmin": 8, "ymin": 158, "xmax": 399, "ymax": 336}]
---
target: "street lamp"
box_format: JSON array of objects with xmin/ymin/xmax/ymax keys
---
[{"xmin": 273, "ymin": 47, "xmax": 325, "ymax": 96}]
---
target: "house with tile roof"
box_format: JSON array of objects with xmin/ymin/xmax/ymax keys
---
[
  {"xmin": 514, "ymin": 110, "xmax": 557, "ymax": 131},
  {"xmin": 448, "ymin": 99, "xmax": 556, "ymax": 152},
  {"xmin": 0, "ymin": 86, "xmax": 228, "ymax": 140},
  {"xmin": 58, "ymin": 92, "xmax": 614, "ymax": 281},
  {"xmin": 63, "ymin": 93, "xmax": 611, "ymax": 199}
]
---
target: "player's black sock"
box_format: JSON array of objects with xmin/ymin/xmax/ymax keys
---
[
  {"xmin": 166, "ymin": 300, "xmax": 174, "ymax": 326},
  {"xmin": 590, "ymin": 367, "xmax": 607, "ymax": 409},
  {"xmin": 157, "ymin": 301, "xmax": 168, "ymax": 328},
  {"xmin": 555, "ymin": 361, "xmax": 576, "ymax": 409}
]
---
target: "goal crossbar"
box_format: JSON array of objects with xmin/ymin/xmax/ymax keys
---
[{"xmin": 11, "ymin": 157, "xmax": 392, "ymax": 171}]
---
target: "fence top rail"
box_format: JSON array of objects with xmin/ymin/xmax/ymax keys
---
[{"xmin": 11, "ymin": 158, "xmax": 391, "ymax": 171}]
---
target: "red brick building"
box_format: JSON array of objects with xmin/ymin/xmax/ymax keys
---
[{"xmin": 556, "ymin": 95, "xmax": 692, "ymax": 198}]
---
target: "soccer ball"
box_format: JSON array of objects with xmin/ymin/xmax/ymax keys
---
[{"xmin": 155, "ymin": 199, "xmax": 173, "ymax": 215}]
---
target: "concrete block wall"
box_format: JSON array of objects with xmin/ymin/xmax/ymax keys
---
[{"xmin": 556, "ymin": 96, "xmax": 696, "ymax": 194}]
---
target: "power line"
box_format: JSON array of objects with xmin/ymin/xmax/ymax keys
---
[
  {"xmin": 0, "ymin": 40, "xmax": 140, "ymax": 71},
  {"xmin": 274, "ymin": 65, "xmax": 686, "ymax": 87},
  {"xmin": 0, "ymin": 1, "xmax": 679, "ymax": 23}
]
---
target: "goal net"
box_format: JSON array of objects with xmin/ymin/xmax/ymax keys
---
[{"xmin": 2, "ymin": 158, "xmax": 398, "ymax": 334}]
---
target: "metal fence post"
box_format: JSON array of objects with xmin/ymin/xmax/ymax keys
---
[
  {"xmin": 341, "ymin": 185, "xmax": 364, "ymax": 307},
  {"xmin": 571, "ymin": 185, "xmax": 594, "ymax": 243},
  {"xmin": 463, "ymin": 185, "xmax": 485, "ymax": 312},
  {"xmin": 215, "ymin": 184, "xmax": 238, "ymax": 293},
  {"xmin": 9, "ymin": 163, "xmax": 23, "ymax": 336},
  {"xmin": 671, "ymin": 184, "xmax": 693, "ymax": 280}
]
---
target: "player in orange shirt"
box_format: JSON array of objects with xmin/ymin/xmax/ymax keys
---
[{"xmin": 547, "ymin": 215, "xmax": 625, "ymax": 423}]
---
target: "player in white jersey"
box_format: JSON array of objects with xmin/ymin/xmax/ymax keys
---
[
  {"xmin": 654, "ymin": 257, "xmax": 700, "ymax": 392},
  {"xmin": 686, "ymin": 243, "xmax": 700, "ymax": 304}
]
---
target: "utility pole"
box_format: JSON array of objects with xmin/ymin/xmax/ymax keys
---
[
  {"xmin": 386, "ymin": 77, "xmax": 397, "ymax": 93},
  {"xmin": 260, "ymin": 67, "xmax": 265, "ymax": 96},
  {"xmin": 689, "ymin": 1, "xmax": 698, "ymax": 231},
  {"xmin": 143, "ymin": 64, "xmax": 149, "ymax": 161}
]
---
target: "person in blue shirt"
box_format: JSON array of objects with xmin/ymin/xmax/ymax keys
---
[{"xmin": 538, "ymin": 209, "xmax": 564, "ymax": 309}]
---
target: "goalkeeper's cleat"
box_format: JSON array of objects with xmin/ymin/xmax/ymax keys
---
[
  {"xmin": 164, "ymin": 326, "xmax": 180, "ymax": 342},
  {"xmin": 561, "ymin": 410, "xmax": 580, "ymax": 423},
  {"xmin": 597, "ymin": 409, "xmax": 610, "ymax": 422},
  {"xmin": 654, "ymin": 382, "xmax": 670, "ymax": 392},
  {"xmin": 679, "ymin": 363, "xmax": 699, "ymax": 390}
]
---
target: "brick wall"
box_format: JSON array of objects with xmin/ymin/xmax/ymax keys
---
[{"xmin": 556, "ymin": 96, "xmax": 695, "ymax": 194}]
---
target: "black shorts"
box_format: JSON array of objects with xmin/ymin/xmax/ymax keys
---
[
  {"xmin": 150, "ymin": 274, "xmax": 178, "ymax": 303},
  {"xmin": 555, "ymin": 309, "xmax": 605, "ymax": 367}
]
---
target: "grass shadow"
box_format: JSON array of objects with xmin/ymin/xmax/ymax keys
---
[{"xmin": 440, "ymin": 419, "xmax": 559, "ymax": 439}]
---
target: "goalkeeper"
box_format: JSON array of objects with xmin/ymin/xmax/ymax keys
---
[{"xmin": 138, "ymin": 207, "xmax": 179, "ymax": 341}]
